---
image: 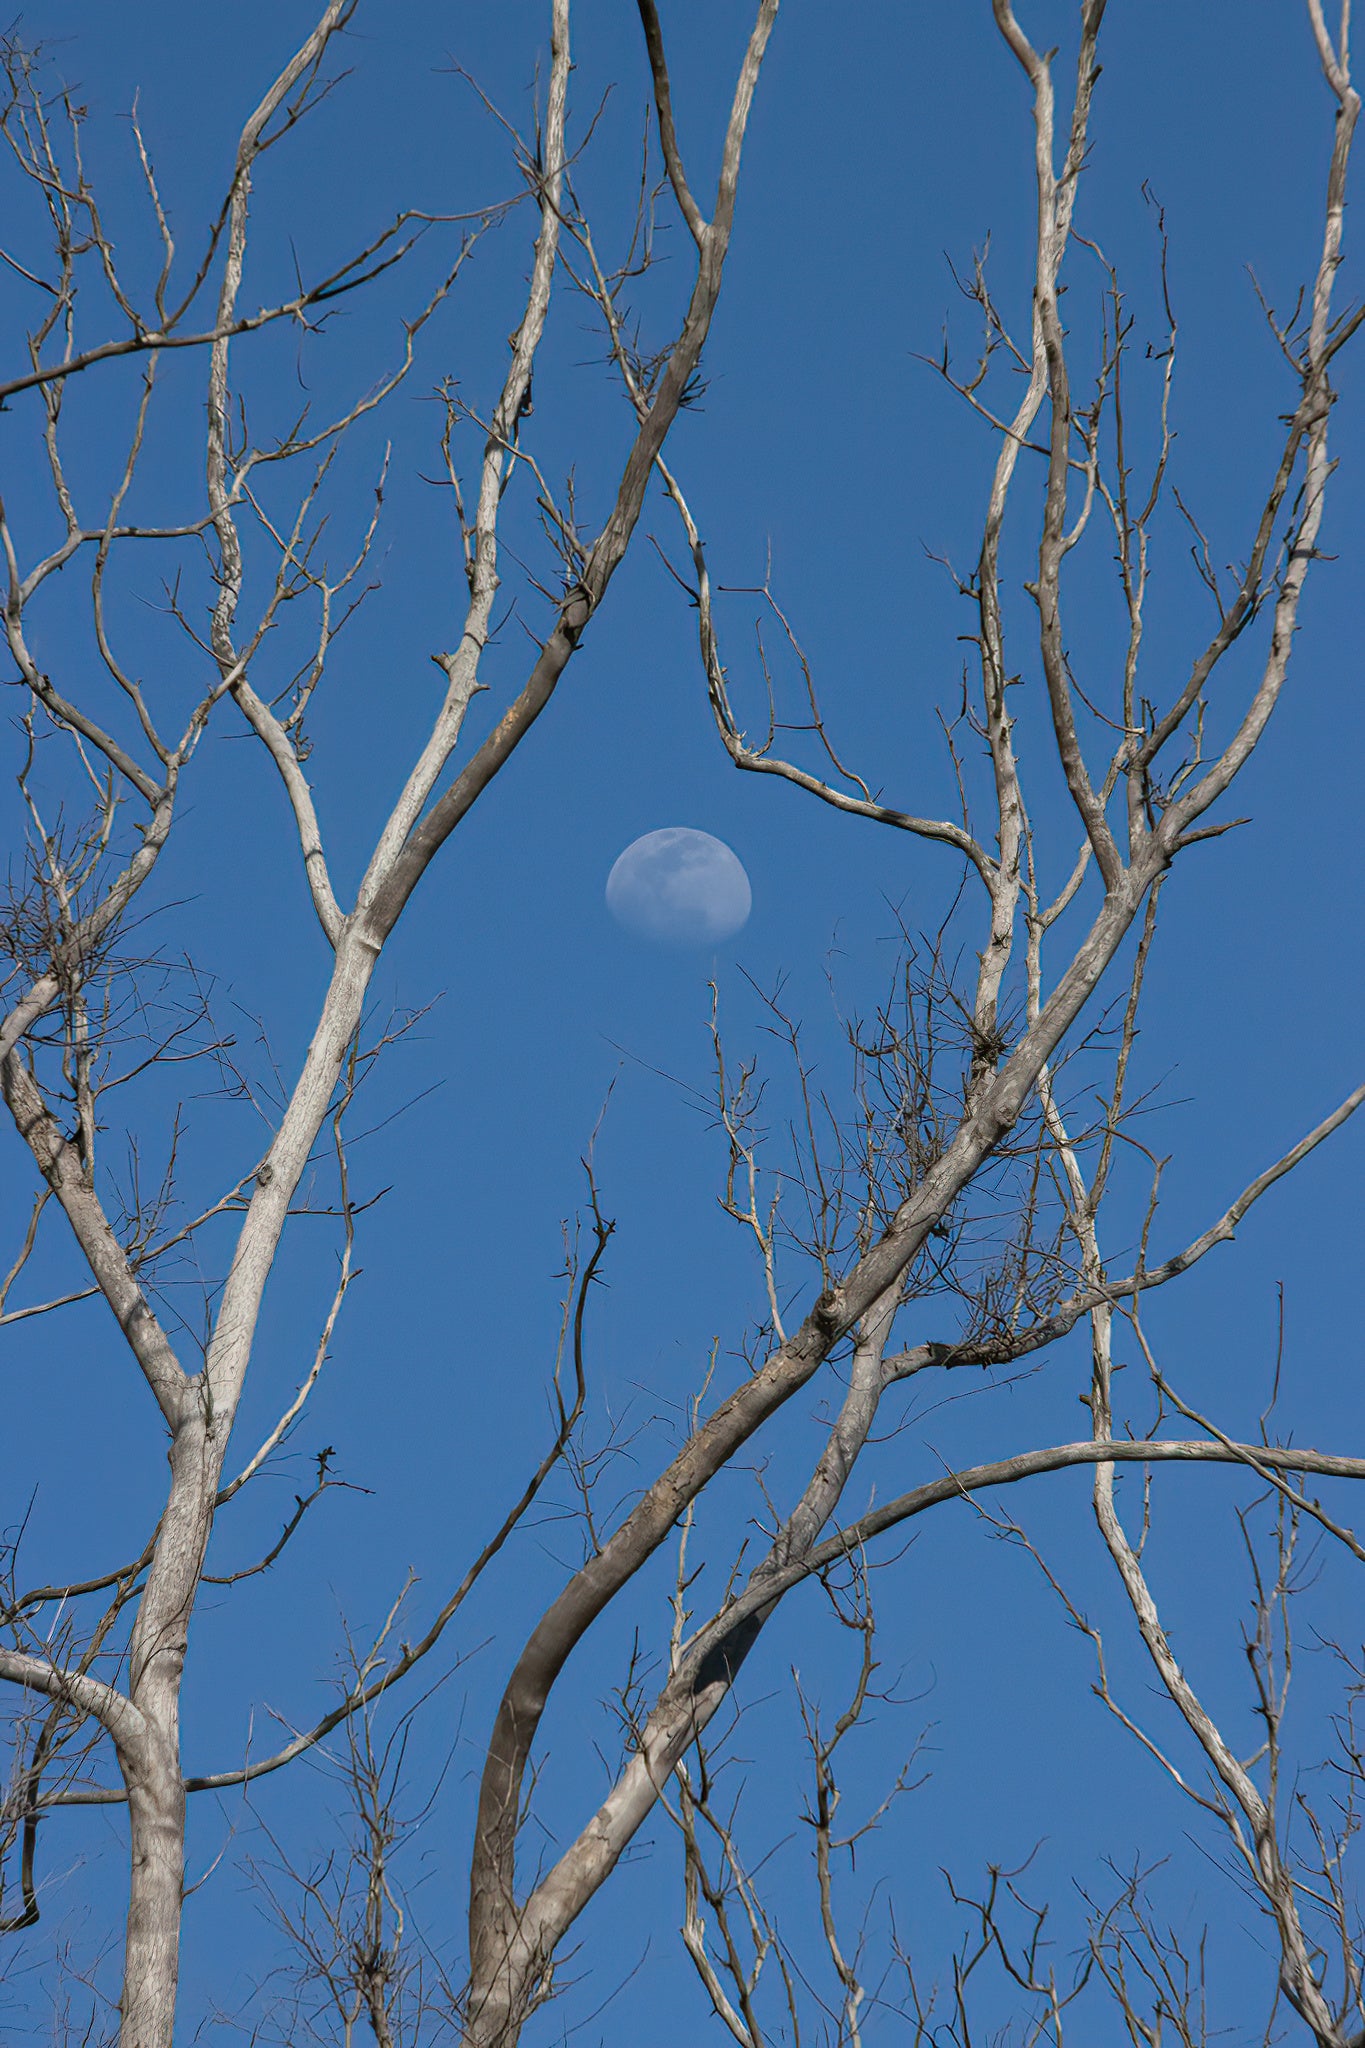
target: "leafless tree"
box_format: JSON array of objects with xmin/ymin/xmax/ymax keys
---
[
  {"xmin": 0, "ymin": 3, "xmax": 775, "ymax": 2039},
  {"xmin": 3, "ymin": 3, "xmax": 1364, "ymax": 2046}
]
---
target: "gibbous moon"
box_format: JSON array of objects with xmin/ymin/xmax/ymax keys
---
[{"xmin": 606, "ymin": 827, "xmax": 752, "ymax": 946}]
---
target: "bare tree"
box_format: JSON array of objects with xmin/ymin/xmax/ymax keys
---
[
  {"xmin": 454, "ymin": 3, "xmax": 1365, "ymax": 2041},
  {"xmin": 3, "ymin": 3, "xmax": 1364, "ymax": 2046},
  {"xmin": 0, "ymin": 3, "xmax": 775, "ymax": 2040}
]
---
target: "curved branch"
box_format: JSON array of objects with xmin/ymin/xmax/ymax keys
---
[
  {"xmin": 1, "ymin": 1052, "xmax": 189, "ymax": 1427},
  {"xmin": 883, "ymin": 1074, "xmax": 1365, "ymax": 1378},
  {"xmin": 0, "ymin": 1648, "xmax": 145, "ymax": 1756},
  {"xmin": 636, "ymin": 0, "xmax": 708, "ymax": 248}
]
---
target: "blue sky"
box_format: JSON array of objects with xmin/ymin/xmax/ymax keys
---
[{"xmin": 3, "ymin": 3, "xmax": 1364, "ymax": 2040}]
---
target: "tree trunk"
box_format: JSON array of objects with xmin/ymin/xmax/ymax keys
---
[
  {"xmin": 118, "ymin": 1423, "xmax": 209, "ymax": 2047},
  {"xmin": 121, "ymin": 1760, "xmax": 185, "ymax": 2048}
]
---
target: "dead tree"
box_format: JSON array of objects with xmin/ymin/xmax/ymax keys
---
[
  {"xmin": 455, "ymin": 4, "xmax": 1365, "ymax": 2043},
  {"xmin": 0, "ymin": 4, "xmax": 776, "ymax": 2041},
  {"xmin": 3, "ymin": 3, "xmax": 1364, "ymax": 2047}
]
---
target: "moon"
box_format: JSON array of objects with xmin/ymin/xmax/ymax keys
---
[{"xmin": 606, "ymin": 827, "xmax": 752, "ymax": 946}]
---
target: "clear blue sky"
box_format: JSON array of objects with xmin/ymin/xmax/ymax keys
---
[{"xmin": 3, "ymin": 4, "xmax": 1363, "ymax": 2040}]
